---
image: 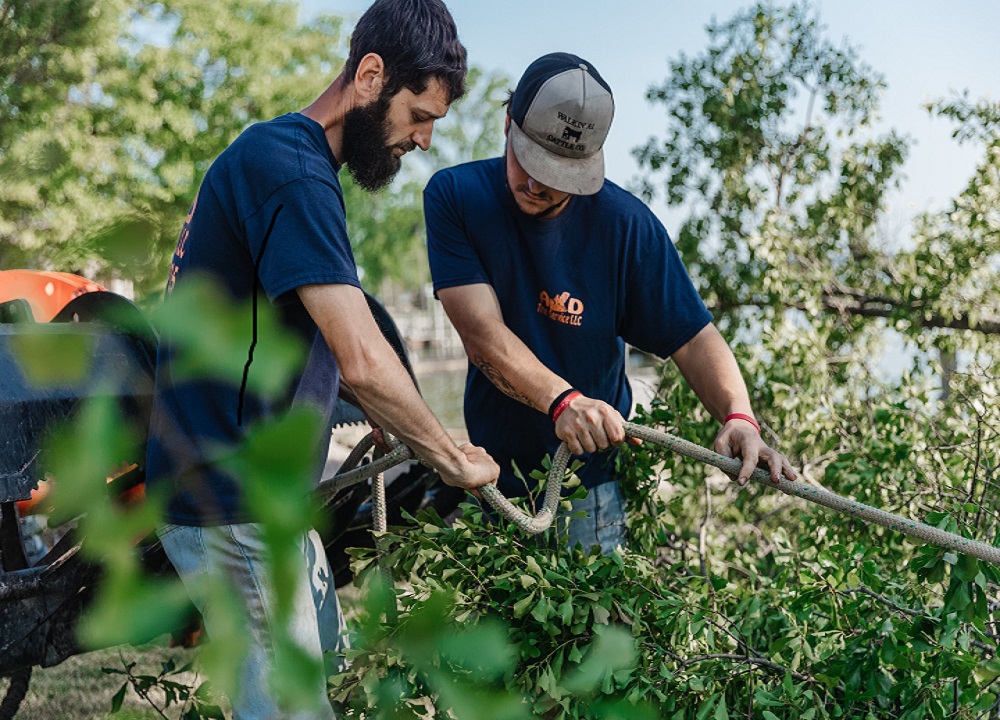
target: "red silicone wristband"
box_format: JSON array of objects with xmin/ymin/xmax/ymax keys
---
[
  {"xmin": 724, "ymin": 413, "xmax": 760, "ymax": 434},
  {"xmin": 551, "ymin": 391, "xmax": 582, "ymax": 424}
]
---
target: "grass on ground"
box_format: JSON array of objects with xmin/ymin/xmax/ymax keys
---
[{"xmin": 9, "ymin": 584, "xmax": 364, "ymax": 719}]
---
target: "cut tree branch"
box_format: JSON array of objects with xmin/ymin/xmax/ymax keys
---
[
  {"xmin": 673, "ymin": 650, "xmax": 815, "ymax": 683},
  {"xmin": 712, "ymin": 289, "xmax": 1000, "ymax": 335}
]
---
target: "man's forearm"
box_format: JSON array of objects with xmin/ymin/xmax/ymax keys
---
[
  {"xmin": 297, "ymin": 283, "xmax": 465, "ymax": 474},
  {"xmin": 672, "ymin": 324, "xmax": 755, "ymax": 422},
  {"xmin": 463, "ymin": 319, "xmax": 569, "ymax": 413},
  {"xmin": 437, "ymin": 285, "xmax": 631, "ymax": 454},
  {"xmin": 342, "ymin": 342, "xmax": 466, "ymax": 473}
]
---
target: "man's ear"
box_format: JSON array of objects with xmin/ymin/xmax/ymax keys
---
[
  {"xmin": 353, "ymin": 53, "xmax": 385, "ymax": 103},
  {"xmin": 504, "ymin": 114, "xmax": 511, "ymax": 136}
]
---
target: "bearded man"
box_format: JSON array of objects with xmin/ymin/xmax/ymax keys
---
[{"xmin": 145, "ymin": 1, "xmax": 498, "ymax": 718}]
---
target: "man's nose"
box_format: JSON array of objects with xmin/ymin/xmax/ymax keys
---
[
  {"xmin": 413, "ymin": 123, "xmax": 433, "ymax": 152},
  {"xmin": 526, "ymin": 177, "xmax": 549, "ymax": 195}
]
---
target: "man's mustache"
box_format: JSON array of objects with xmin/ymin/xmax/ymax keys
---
[{"xmin": 514, "ymin": 183, "xmax": 553, "ymax": 201}]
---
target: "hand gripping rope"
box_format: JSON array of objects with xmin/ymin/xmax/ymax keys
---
[{"xmin": 316, "ymin": 423, "xmax": 1000, "ymax": 565}]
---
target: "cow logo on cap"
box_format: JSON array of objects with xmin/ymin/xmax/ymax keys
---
[{"xmin": 561, "ymin": 126, "xmax": 582, "ymax": 142}]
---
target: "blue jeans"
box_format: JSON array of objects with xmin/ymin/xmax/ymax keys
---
[
  {"xmin": 565, "ymin": 481, "xmax": 627, "ymax": 554},
  {"xmin": 158, "ymin": 524, "xmax": 346, "ymax": 720}
]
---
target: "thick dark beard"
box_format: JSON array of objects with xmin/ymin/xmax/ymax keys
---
[{"xmin": 341, "ymin": 92, "xmax": 401, "ymax": 192}]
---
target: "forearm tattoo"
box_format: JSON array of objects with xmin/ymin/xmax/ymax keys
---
[{"xmin": 472, "ymin": 355, "xmax": 539, "ymax": 410}]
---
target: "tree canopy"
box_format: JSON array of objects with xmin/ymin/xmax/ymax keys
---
[{"xmin": 633, "ymin": 2, "xmax": 1000, "ymax": 359}]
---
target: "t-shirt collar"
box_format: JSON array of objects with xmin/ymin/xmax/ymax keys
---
[{"xmin": 293, "ymin": 112, "xmax": 341, "ymax": 172}]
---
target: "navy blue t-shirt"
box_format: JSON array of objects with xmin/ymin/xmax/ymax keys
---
[
  {"xmin": 146, "ymin": 113, "xmax": 361, "ymax": 525},
  {"xmin": 425, "ymin": 158, "xmax": 712, "ymax": 495}
]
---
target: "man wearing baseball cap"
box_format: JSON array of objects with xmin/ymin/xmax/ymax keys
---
[{"xmin": 424, "ymin": 53, "xmax": 796, "ymax": 552}]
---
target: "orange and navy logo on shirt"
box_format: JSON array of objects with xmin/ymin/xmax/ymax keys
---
[{"xmin": 537, "ymin": 290, "xmax": 584, "ymax": 327}]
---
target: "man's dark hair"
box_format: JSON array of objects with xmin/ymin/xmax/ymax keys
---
[{"xmin": 345, "ymin": 0, "xmax": 467, "ymax": 103}]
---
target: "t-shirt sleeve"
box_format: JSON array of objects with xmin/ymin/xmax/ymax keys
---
[
  {"xmin": 244, "ymin": 178, "xmax": 361, "ymax": 303},
  {"xmin": 619, "ymin": 214, "xmax": 713, "ymax": 357},
  {"xmin": 424, "ymin": 171, "xmax": 491, "ymax": 292}
]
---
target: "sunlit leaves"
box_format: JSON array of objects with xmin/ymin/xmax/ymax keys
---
[
  {"xmin": 220, "ymin": 405, "xmax": 329, "ymax": 711},
  {"xmin": 193, "ymin": 577, "xmax": 248, "ymax": 704},
  {"xmin": 42, "ymin": 394, "xmax": 142, "ymax": 525},
  {"xmin": 27, "ymin": 276, "xmax": 327, "ymax": 716},
  {"xmin": 103, "ymin": 657, "xmax": 226, "ymax": 719},
  {"xmin": 0, "ymin": 0, "xmax": 346, "ymax": 291},
  {"xmin": 335, "ymin": 508, "xmax": 664, "ymax": 719},
  {"xmin": 562, "ymin": 625, "xmax": 636, "ymax": 695},
  {"xmin": 86, "ymin": 215, "xmax": 160, "ymax": 275},
  {"xmin": 80, "ymin": 577, "xmax": 192, "ymax": 649},
  {"xmin": 636, "ymin": 2, "xmax": 999, "ymax": 394}
]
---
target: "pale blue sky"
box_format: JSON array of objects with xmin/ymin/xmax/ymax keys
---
[{"xmin": 300, "ymin": 0, "xmax": 999, "ymax": 233}]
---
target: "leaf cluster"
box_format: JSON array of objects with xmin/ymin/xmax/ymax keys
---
[
  {"xmin": 633, "ymin": 1, "xmax": 1000, "ymax": 388},
  {"xmin": 10, "ymin": 276, "xmax": 335, "ymax": 716},
  {"xmin": 104, "ymin": 655, "xmax": 225, "ymax": 720}
]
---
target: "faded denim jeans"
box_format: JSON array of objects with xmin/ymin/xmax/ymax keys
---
[
  {"xmin": 158, "ymin": 523, "xmax": 346, "ymax": 720},
  {"xmin": 564, "ymin": 481, "xmax": 627, "ymax": 555}
]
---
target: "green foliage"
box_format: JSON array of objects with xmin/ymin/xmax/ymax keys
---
[
  {"xmin": 12, "ymin": 280, "xmax": 331, "ymax": 716},
  {"xmin": 606, "ymin": 19, "xmax": 1000, "ymax": 714},
  {"xmin": 634, "ymin": 2, "xmax": 907, "ymax": 337},
  {"xmin": 1, "ymin": 0, "xmax": 343, "ymax": 288},
  {"xmin": 8, "ymin": 5, "xmax": 1000, "ymax": 719},
  {"xmin": 331, "ymin": 356, "xmax": 1000, "ymax": 719},
  {"xmin": 901, "ymin": 96, "xmax": 1000, "ymax": 357},
  {"xmin": 0, "ymin": 0, "xmax": 102, "ymax": 151},
  {"xmin": 16, "ymin": 258, "xmax": 999, "ymax": 720},
  {"xmin": 8, "ymin": 324, "xmax": 95, "ymax": 385},
  {"xmin": 104, "ymin": 654, "xmax": 225, "ymax": 719},
  {"xmin": 633, "ymin": 1, "xmax": 999, "ymax": 383},
  {"xmin": 335, "ymin": 579, "xmax": 531, "ymax": 720},
  {"xmin": 334, "ymin": 510, "xmax": 659, "ymax": 719}
]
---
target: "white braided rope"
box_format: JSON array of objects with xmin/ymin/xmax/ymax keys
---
[
  {"xmin": 371, "ymin": 464, "xmax": 388, "ymax": 534},
  {"xmin": 317, "ymin": 434, "xmax": 413, "ymax": 505},
  {"xmin": 478, "ymin": 462, "xmax": 565, "ymax": 534},
  {"xmin": 369, "ymin": 451, "xmax": 395, "ymax": 593},
  {"xmin": 623, "ymin": 422, "xmax": 1000, "ymax": 565},
  {"xmin": 317, "ymin": 439, "xmax": 398, "ymax": 605},
  {"xmin": 315, "ymin": 425, "xmax": 1000, "ymax": 565},
  {"xmin": 316, "ymin": 431, "xmax": 565, "ymax": 533}
]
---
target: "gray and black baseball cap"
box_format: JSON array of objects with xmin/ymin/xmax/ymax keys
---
[{"xmin": 508, "ymin": 52, "xmax": 615, "ymax": 195}]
